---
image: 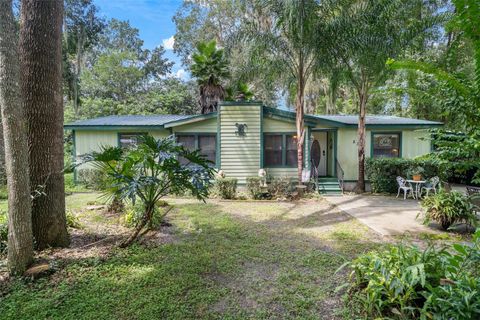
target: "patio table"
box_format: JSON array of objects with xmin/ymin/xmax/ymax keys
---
[{"xmin": 406, "ymin": 179, "xmax": 426, "ymax": 200}]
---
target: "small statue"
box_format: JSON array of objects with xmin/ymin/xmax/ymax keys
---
[
  {"xmin": 258, "ymin": 168, "xmax": 267, "ymax": 187},
  {"xmin": 216, "ymin": 170, "xmax": 226, "ymax": 179}
]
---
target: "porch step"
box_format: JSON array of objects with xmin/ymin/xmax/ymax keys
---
[{"xmin": 317, "ymin": 178, "xmax": 343, "ymax": 196}]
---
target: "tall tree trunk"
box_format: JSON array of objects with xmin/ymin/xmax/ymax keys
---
[
  {"xmin": 296, "ymin": 72, "xmax": 305, "ymax": 184},
  {"xmin": 0, "ymin": 117, "xmax": 6, "ymax": 185},
  {"xmin": 0, "ymin": 0, "xmax": 34, "ymax": 274},
  {"xmin": 20, "ymin": 0, "xmax": 69, "ymax": 249},
  {"xmin": 354, "ymin": 84, "xmax": 368, "ymax": 193}
]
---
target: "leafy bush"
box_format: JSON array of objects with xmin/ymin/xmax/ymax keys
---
[
  {"xmin": 123, "ymin": 201, "xmax": 170, "ymax": 229},
  {"xmin": 267, "ymin": 176, "xmax": 294, "ymax": 198},
  {"xmin": 365, "ymin": 158, "xmax": 446, "ymax": 193},
  {"xmin": 0, "ymin": 186, "xmax": 7, "ymax": 200},
  {"xmin": 76, "ymin": 168, "xmax": 108, "ymax": 190},
  {"xmin": 340, "ymin": 230, "xmax": 480, "ymax": 319},
  {"xmin": 215, "ymin": 177, "xmax": 238, "ymax": 199},
  {"xmin": 246, "ymin": 177, "xmax": 268, "ymax": 200},
  {"xmin": 420, "ymin": 190, "xmax": 477, "ymax": 230},
  {"xmin": 340, "ymin": 244, "xmax": 445, "ymax": 318},
  {"xmin": 66, "ymin": 210, "xmax": 83, "ymax": 229}
]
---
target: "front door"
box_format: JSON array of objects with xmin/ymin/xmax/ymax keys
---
[{"xmin": 317, "ymin": 132, "xmax": 327, "ymax": 176}]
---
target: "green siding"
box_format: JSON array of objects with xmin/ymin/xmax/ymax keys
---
[
  {"xmin": 219, "ymin": 105, "xmax": 261, "ymax": 184},
  {"xmin": 74, "ymin": 129, "xmax": 169, "ymax": 172},
  {"xmin": 267, "ymin": 167, "xmax": 297, "ymax": 178},
  {"xmin": 336, "ymin": 128, "xmax": 433, "ymax": 180},
  {"xmin": 402, "ymin": 130, "xmax": 431, "ymax": 158},
  {"xmin": 263, "ymin": 118, "xmax": 296, "ymax": 132},
  {"xmin": 172, "ymin": 118, "xmax": 217, "ymax": 133}
]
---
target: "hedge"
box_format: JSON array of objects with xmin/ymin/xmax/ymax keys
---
[{"xmin": 365, "ymin": 158, "xmax": 447, "ymax": 194}]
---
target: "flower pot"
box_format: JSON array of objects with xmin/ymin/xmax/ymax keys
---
[{"xmin": 413, "ymin": 174, "xmax": 422, "ymax": 181}]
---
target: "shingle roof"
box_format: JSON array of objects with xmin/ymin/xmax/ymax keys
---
[
  {"xmin": 64, "ymin": 114, "xmax": 192, "ymax": 128},
  {"xmin": 311, "ymin": 114, "xmax": 443, "ymax": 126}
]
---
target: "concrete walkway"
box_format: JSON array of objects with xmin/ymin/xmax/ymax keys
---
[{"xmin": 325, "ymin": 195, "xmax": 439, "ymax": 236}]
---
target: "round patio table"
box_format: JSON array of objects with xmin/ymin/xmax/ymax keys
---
[{"xmin": 406, "ymin": 179, "xmax": 426, "ymax": 200}]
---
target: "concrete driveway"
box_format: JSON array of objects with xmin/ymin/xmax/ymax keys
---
[{"xmin": 325, "ymin": 195, "xmax": 439, "ymax": 236}]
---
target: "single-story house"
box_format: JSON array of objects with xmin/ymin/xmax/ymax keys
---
[{"xmin": 64, "ymin": 101, "xmax": 442, "ymax": 192}]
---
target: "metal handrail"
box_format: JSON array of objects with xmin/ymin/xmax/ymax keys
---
[{"xmin": 335, "ymin": 159, "xmax": 344, "ymax": 193}]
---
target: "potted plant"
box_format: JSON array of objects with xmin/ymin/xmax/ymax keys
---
[{"xmin": 407, "ymin": 166, "xmax": 424, "ymax": 181}]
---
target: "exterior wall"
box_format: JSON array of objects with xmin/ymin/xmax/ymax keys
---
[
  {"xmin": 75, "ymin": 131, "xmax": 118, "ymax": 171},
  {"xmin": 402, "ymin": 130, "xmax": 431, "ymax": 158},
  {"xmin": 263, "ymin": 118, "xmax": 296, "ymax": 132},
  {"xmin": 337, "ymin": 128, "xmax": 432, "ymax": 181},
  {"xmin": 74, "ymin": 129, "xmax": 169, "ymax": 171},
  {"xmin": 219, "ymin": 105, "xmax": 261, "ymax": 184},
  {"xmin": 172, "ymin": 118, "xmax": 217, "ymax": 133},
  {"xmin": 337, "ymin": 128, "xmax": 361, "ymax": 181}
]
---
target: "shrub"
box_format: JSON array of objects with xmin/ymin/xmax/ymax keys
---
[
  {"xmin": 365, "ymin": 158, "xmax": 446, "ymax": 193},
  {"xmin": 420, "ymin": 190, "xmax": 477, "ymax": 230},
  {"xmin": 267, "ymin": 176, "xmax": 294, "ymax": 198},
  {"xmin": 340, "ymin": 244, "xmax": 445, "ymax": 318},
  {"xmin": 215, "ymin": 177, "xmax": 238, "ymax": 199},
  {"xmin": 66, "ymin": 210, "xmax": 83, "ymax": 229},
  {"xmin": 123, "ymin": 201, "xmax": 170, "ymax": 229},
  {"xmin": 340, "ymin": 229, "xmax": 480, "ymax": 319},
  {"xmin": 76, "ymin": 168, "xmax": 108, "ymax": 190},
  {"xmin": 246, "ymin": 177, "xmax": 269, "ymax": 200}
]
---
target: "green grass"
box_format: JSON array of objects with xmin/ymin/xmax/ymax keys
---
[
  {"xmin": 64, "ymin": 173, "xmax": 90, "ymax": 193},
  {"xmin": 0, "ymin": 196, "xmax": 383, "ymax": 319}
]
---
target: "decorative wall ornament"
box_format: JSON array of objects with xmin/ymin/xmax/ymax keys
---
[{"xmin": 235, "ymin": 123, "xmax": 248, "ymax": 136}]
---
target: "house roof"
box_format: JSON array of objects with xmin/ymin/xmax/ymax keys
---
[
  {"xmin": 64, "ymin": 104, "xmax": 443, "ymax": 130},
  {"xmin": 64, "ymin": 114, "xmax": 192, "ymax": 129},
  {"xmin": 312, "ymin": 114, "xmax": 443, "ymax": 126}
]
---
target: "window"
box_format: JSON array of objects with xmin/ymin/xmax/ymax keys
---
[
  {"xmin": 176, "ymin": 134, "xmax": 216, "ymax": 165},
  {"xmin": 118, "ymin": 133, "xmax": 144, "ymax": 148},
  {"xmin": 372, "ymin": 133, "xmax": 401, "ymax": 158},
  {"xmin": 286, "ymin": 135, "xmax": 297, "ymax": 166},
  {"xmin": 264, "ymin": 134, "xmax": 297, "ymax": 167},
  {"xmin": 264, "ymin": 135, "xmax": 283, "ymax": 166},
  {"xmin": 199, "ymin": 135, "xmax": 216, "ymax": 163}
]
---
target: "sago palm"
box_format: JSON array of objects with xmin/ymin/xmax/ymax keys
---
[{"xmin": 190, "ymin": 40, "xmax": 229, "ymax": 114}]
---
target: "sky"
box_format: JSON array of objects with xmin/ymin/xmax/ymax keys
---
[{"xmin": 94, "ymin": 0, "xmax": 186, "ymax": 79}]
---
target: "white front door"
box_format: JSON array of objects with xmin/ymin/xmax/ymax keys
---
[{"xmin": 317, "ymin": 132, "xmax": 327, "ymax": 176}]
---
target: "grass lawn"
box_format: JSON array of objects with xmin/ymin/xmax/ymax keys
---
[{"xmin": 0, "ymin": 194, "xmax": 386, "ymax": 319}]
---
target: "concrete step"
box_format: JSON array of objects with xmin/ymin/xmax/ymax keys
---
[{"xmin": 317, "ymin": 178, "xmax": 343, "ymax": 196}]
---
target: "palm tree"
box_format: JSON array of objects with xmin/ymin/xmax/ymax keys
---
[
  {"xmin": 326, "ymin": 0, "xmax": 442, "ymax": 192},
  {"xmin": 235, "ymin": 0, "xmax": 326, "ymax": 183},
  {"xmin": 190, "ymin": 40, "xmax": 229, "ymax": 114}
]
